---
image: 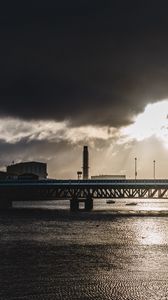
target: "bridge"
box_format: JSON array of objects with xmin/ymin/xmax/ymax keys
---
[{"xmin": 1, "ymin": 179, "xmax": 168, "ymax": 211}]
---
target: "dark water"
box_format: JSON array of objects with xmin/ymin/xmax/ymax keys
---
[{"xmin": 1, "ymin": 200, "xmax": 168, "ymax": 299}]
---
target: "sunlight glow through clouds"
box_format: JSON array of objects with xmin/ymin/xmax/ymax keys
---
[
  {"xmin": 1, "ymin": 100, "xmax": 168, "ymax": 149},
  {"xmin": 121, "ymin": 100, "xmax": 168, "ymax": 147},
  {"xmin": 0, "ymin": 118, "xmax": 115, "ymax": 144}
]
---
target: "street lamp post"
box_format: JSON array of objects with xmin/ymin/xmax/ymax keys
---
[
  {"xmin": 135, "ymin": 157, "xmax": 137, "ymax": 180},
  {"xmin": 153, "ymin": 160, "xmax": 156, "ymax": 179}
]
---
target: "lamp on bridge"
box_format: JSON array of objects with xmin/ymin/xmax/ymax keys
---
[
  {"xmin": 135, "ymin": 157, "xmax": 137, "ymax": 180},
  {"xmin": 153, "ymin": 160, "xmax": 156, "ymax": 180}
]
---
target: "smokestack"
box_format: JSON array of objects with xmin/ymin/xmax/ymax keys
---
[{"xmin": 83, "ymin": 146, "xmax": 89, "ymax": 179}]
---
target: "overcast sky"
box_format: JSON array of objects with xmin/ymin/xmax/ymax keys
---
[{"xmin": 1, "ymin": 1, "xmax": 168, "ymax": 178}]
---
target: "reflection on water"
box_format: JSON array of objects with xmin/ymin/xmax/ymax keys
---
[
  {"xmin": 134, "ymin": 218, "xmax": 165, "ymax": 245},
  {"xmin": 14, "ymin": 198, "xmax": 168, "ymax": 214},
  {"xmin": 1, "ymin": 200, "xmax": 168, "ymax": 299}
]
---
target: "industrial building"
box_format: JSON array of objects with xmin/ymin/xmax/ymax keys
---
[
  {"xmin": 7, "ymin": 161, "xmax": 47, "ymax": 179},
  {"xmin": 82, "ymin": 146, "xmax": 89, "ymax": 179},
  {"xmin": 0, "ymin": 171, "xmax": 8, "ymax": 180},
  {"xmin": 91, "ymin": 175, "xmax": 126, "ymax": 180}
]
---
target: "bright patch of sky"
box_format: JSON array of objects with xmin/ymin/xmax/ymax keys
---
[{"xmin": 121, "ymin": 100, "xmax": 168, "ymax": 148}]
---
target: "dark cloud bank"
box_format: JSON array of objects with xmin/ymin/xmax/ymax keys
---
[{"xmin": 1, "ymin": 1, "xmax": 168, "ymax": 127}]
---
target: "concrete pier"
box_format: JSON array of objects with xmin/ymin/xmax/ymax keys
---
[
  {"xmin": 70, "ymin": 198, "xmax": 80, "ymax": 212},
  {"xmin": 70, "ymin": 198, "xmax": 93, "ymax": 212},
  {"xmin": 84, "ymin": 198, "xmax": 93, "ymax": 211}
]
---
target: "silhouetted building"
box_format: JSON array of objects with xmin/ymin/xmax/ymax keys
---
[
  {"xmin": 0, "ymin": 170, "xmax": 19, "ymax": 180},
  {"xmin": 18, "ymin": 173, "xmax": 39, "ymax": 180},
  {"xmin": 83, "ymin": 146, "xmax": 89, "ymax": 179},
  {"xmin": 91, "ymin": 175, "xmax": 126, "ymax": 180},
  {"xmin": 7, "ymin": 162, "xmax": 47, "ymax": 179},
  {"xmin": 0, "ymin": 171, "xmax": 8, "ymax": 179}
]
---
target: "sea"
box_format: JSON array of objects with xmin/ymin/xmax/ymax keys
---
[{"xmin": 1, "ymin": 199, "xmax": 168, "ymax": 299}]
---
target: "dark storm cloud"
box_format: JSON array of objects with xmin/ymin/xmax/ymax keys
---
[{"xmin": 1, "ymin": 1, "xmax": 168, "ymax": 126}]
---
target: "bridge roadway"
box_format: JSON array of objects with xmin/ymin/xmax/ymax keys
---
[{"xmin": 1, "ymin": 179, "xmax": 168, "ymax": 211}]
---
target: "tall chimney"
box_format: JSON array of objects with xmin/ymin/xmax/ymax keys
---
[{"xmin": 83, "ymin": 146, "xmax": 89, "ymax": 179}]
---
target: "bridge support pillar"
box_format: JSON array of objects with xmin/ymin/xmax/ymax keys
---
[
  {"xmin": 0, "ymin": 199, "xmax": 12, "ymax": 209},
  {"xmin": 70, "ymin": 198, "xmax": 93, "ymax": 212},
  {"xmin": 84, "ymin": 198, "xmax": 93, "ymax": 211},
  {"xmin": 70, "ymin": 198, "xmax": 79, "ymax": 212}
]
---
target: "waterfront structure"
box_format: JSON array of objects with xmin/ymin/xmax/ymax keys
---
[
  {"xmin": 82, "ymin": 146, "xmax": 89, "ymax": 179},
  {"xmin": 7, "ymin": 161, "xmax": 47, "ymax": 179},
  {"xmin": 1, "ymin": 179, "xmax": 168, "ymax": 210},
  {"xmin": 91, "ymin": 175, "xmax": 126, "ymax": 180}
]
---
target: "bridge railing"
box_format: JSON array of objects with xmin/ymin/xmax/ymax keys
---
[{"xmin": 1, "ymin": 178, "xmax": 168, "ymax": 185}]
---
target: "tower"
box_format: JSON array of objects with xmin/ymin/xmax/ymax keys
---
[{"xmin": 83, "ymin": 146, "xmax": 89, "ymax": 179}]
